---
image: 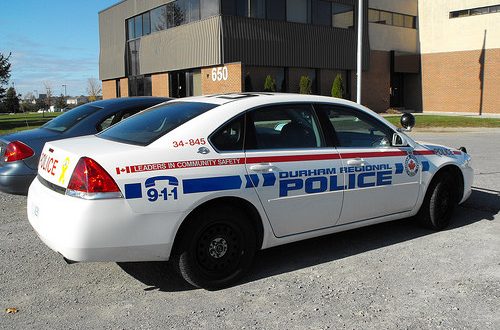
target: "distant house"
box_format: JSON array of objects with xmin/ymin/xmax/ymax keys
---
[{"xmin": 66, "ymin": 96, "xmax": 88, "ymax": 105}]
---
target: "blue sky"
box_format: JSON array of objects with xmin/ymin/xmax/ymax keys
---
[{"xmin": 0, "ymin": 0, "xmax": 118, "ymax": 97}]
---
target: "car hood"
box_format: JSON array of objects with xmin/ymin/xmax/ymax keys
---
[{"xmin": 416, "ymin": 141, "xmax": 458, "ymax": 151}]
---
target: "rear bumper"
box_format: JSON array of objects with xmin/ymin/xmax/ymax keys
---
[
  {"xmin": 0, "ymin": 161, "xmax": 36, "ymax": 195},
  {"xmin": 0, "ymin": 173, "xmax": 35, "ymax": 195},
  {"xmin": 27, "ymin": 177, "xmax": 183, "ymax": 262}
]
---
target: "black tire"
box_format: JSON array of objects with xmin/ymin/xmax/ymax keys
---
[
  {"xmin": 417, "ymin": 172, "xmax": 459, "ymax": 230},
  {"xmin": 171, "ymin": 206, "xmax": 256, "ymax": 290}
]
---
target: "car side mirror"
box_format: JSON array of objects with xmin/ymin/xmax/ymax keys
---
[
  {"xmin": 392, "ymin": 132, "xmax": 408, "ymax": 147},
  {"xmin": 400, "ymin": 113, "xmax": 415, "ymax": 131}
]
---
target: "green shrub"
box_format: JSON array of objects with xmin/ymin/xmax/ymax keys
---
[
  {"xmin": 299, "ymin": 76, "xmax": 312, "ymax": 94},
  {"xmin": 331, "ymin": 74, "xmax": 344, "ymax": 98},
  {"xmin": 264, "ymin": 75, "xmax": 276, "ymax": 92}
]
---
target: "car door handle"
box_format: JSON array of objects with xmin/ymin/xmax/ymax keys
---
[
  {"xmin": 347, "ymin": 158, "xmax": 366, "ymax": 166},
  {"xmin": 249, "ymin": 163, "xmax": 277, "ymax": 172}
]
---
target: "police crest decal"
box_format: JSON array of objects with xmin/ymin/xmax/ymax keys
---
[{"xmin": 405, "ymin": 154, "xmax": 419, "ymax": 176}]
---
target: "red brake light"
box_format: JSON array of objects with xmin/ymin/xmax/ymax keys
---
[
  {"xmin": 4, "ymin": 141, "xmax": 34, "ymax": 162},
  {"xmin": 67, "ymin": 157, "xmax": 122, "ymax": 198}
]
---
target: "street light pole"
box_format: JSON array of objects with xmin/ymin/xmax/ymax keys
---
[
  {"xmin": 62, "ymin": 84, "xmax": 67, "ymax": 97},
  {"xmin": 356, "ymin": 0, "xmax": 363, "ymax": 104}
]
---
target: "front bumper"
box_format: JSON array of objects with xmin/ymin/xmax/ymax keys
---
[
  {"xmin": 460, "ymin": 163, "xmax": 474, "ymax": 204},
  {"xmin": 27, "ymin": 177, "xmax": 183, "ymax": 262}
]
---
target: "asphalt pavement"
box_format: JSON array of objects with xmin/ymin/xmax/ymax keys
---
[{"xmin": 1, "ymin": 130, "xmax": 499, "ymax": 329}]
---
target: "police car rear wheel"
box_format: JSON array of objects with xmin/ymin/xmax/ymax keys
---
[
  {"xmin": 418, "ymin": 172, "xmax": 458, "ymax": 230},
  {"xmin": 173, "ymin": 206, "xmax": 256, "ymax": 290}
]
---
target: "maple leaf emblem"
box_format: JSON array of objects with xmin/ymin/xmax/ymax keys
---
[{"xmin": 408, "ymin": 160, "xmax": 416, "ymax": 171}]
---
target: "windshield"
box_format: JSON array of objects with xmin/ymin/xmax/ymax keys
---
[
  {"xmin": 98, "ymin": 102, "xmax": 218, "ymax": 146},
  {"xmin": 42, "ymin": 105, "xmax": 102, "ymax": 132}
]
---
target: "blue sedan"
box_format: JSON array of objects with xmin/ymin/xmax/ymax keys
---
[{"xmin": 0, "ymin": 97, "xmax": 169, "ymax": 195}]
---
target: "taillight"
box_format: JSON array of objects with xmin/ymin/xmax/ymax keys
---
[
  {"xmin": 66, "ymin": 157, "xmax": 122, "ymax": 199},
  {"xmin": 4, "ymin": 141, "xmax": 34, "ymax": 162}
]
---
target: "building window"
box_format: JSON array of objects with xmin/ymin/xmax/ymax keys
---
[
  {"xmin": 332, "ymin": 3, "xmax": 354, "ymax": 29},
  {"xmin": 115, "ymin": 79, "xmax": 121, "ymax": 98},
  {"xmin": 126, "ymin": 0, "xmax": 221, "ymax": 41},
  {"xmin": 134, "ymin": 15, "xmax": 143, "ymax": 37},
  {"xmin": 143, "ymin": 12, "xmax": 151, "ymax": 35},
  {"xmin": 201, "ymin": 0, "xmax": 219, "ymax": 19},
  {"xmin": 368, "ymin": 8, "xmax": 417, "ymax": 29},
  {"xmin": 287, "ymin": 0, "xmax": 310, "ymax": 24},
  {"xmin": 178, "ymin": 0, "xmax": 201, "ymax": 23},
  {"xmin": 126, "ymin": 12, "xmax": 152, "ymax": 40},
  {"xmin": 250, "ymin": 0, "xmax": 266, "ymax": 19},
  {"xmin": 266, "ymin": 0, "xmax": 286, "ymax": 21},
  {"xmin": 127, "ymin": 19, "xmax": 135, "ymax": 40},
  {"xmin": 404, "ymin": 15, "xmax": 415, "ymax": 28},
  {"xmin": 126, "ymin": 39, "xmax": 140, "ymax": 76},
  {"xmin": 379, "ymin": 10, "xmax": 392, "ymax": 25},
  {"xmin": 221, "ymin": 0, "xmax": 248, "ymax": 16},
  {"xmin": 129, "ymin": 75, "xmax": 152, "ymax": 97},
  {"xmin": 150, "ymin": 5, "xmax": 167, "ymax": 32},
  {"xmin": 244, "ymin": 66, "xmax": 286, "ymax": 93},
  {"xmin": 450, "ymin": 5, "xmax": 500, "ymax": 18},
  {"xmin": 311, "ymin": 0, "xmax": 331, "ymax": 26}
]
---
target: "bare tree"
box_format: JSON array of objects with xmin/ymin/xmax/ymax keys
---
[
  {"xmin": 23, "ymin": 91, "xmax": 34, "ymax": 102},
  {"xmin": 87, "ymin": 78, "xmax": 102, "ymax": 102},
  {"xmin": 43, "ymin": 81, "xmax": 53, "ymax": 108}
]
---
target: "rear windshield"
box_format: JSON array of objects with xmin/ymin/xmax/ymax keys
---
[
  {"xmin": 42, "ymin": 105, "xmax": 102, "ymax": 132},
  {"xmin": 98, "ymin": 102, "xmax": 217, "ymax": 146}
]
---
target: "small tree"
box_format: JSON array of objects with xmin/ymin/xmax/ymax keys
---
[
  {"xmin": 263, "ymin": 75, "xmax": 276, "ymax": 92},
  {"xmin": 299, "ymin": 75, "xmax": 312, "ymax": 94},
  {"xmin": 87, "ymin": 77, "xmax": 102, "ymax": 102},
  {"xmin": 20, "ymin": 100, "xmax": 36, "ymax": 113},
  {"xmin": 43, "ymin": 81, "xmax": 53, "ymax": 108},
  {"xmin": 56, "ymin": 94, "xmax": 66, "ymax": 110},
  {"xmin": 3, "ymin": 87, "xmax": 19, "ymax": 113},
  {"xmin": 0, "ymin": 52, "xmax": 11, "ymax": 99},
  {"xmin": 331, "ymin": 74, "xmax": 344, "ymax": 98},
  {"xmin": 35, "ymin": 97, "xmax": 45, "ymax": 111}
]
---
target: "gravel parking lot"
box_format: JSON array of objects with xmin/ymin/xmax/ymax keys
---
[{"xmin": 1, "ymin": 130, "xmax": 499, "ymax": 329}]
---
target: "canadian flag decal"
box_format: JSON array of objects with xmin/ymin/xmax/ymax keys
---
[{"xmin": 116, "ymin": 166, "xmax": 131, "ymax": 175}]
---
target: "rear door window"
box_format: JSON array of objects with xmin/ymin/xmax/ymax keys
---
[
  {"xmin": 98, "ymin": 102, "xmax": 217, "ymax": 146},
  {"xmin": 246, "ymin": 104, "xmax": 324, "ymax": 150},
  {"xmin": 42, "ymin": 105, "xmax": 102, "ymax": 132}
]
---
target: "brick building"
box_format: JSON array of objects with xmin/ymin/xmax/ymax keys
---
[
  {"xmin": 99, "ymin": 0, "xmax": 499, "ymax": 114},
  {"xmin": 419, "ymin": 0, "xmax": 499, "ymax": 114}
]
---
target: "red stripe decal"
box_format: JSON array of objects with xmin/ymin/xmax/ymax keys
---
[
  {"xmin": 413, "ymin": 150, "xmax": 435, "ymax": 155},
  {"xmin": 453, "ymin": 151, "xmax": 462, "ymax": 155},
  {"xmin": 115, "ymin": 149, "xmax": 435, "ymax": 175},
  {"xmin": 246, "ymin": 153, "xmax": 341, "ymax": 164}
]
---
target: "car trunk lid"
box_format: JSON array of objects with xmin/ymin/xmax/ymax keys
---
[{"xmin": 37, "ymin": 135, "xmax": 141, "ymax": 190}]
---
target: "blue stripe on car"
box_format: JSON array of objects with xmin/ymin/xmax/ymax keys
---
[
  {"xmin": 422, "ymin": 161, "xmax": 430, "ymax": 172},
  {"xmin": 183, "ymin": 175, "xmax": 243, "ymax": 194},
  {"xmin": 124, "ymin": 183, "xmax": 142, "ymax": 199}
]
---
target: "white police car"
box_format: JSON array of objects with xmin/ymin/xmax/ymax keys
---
[{"xmin": 27, "ymin": 94, "xmax": 473, "ymax": 289}]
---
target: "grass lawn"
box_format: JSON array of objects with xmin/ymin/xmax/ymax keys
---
[
  {"xmin": 384, "ymin": 115, "xmax": 500, "ymax": 128},
  {"xmin": 0, "ymin": 112, "xmax": 61, "ymax": 135}
]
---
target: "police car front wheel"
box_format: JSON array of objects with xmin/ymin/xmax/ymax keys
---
[
  {"xmin": 418, "ymin": 172, "xmax": 458, "ymax": 230},
  {"xmin": 172, "ymin": 206, "xmax": 256, "ymax": 290}
]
